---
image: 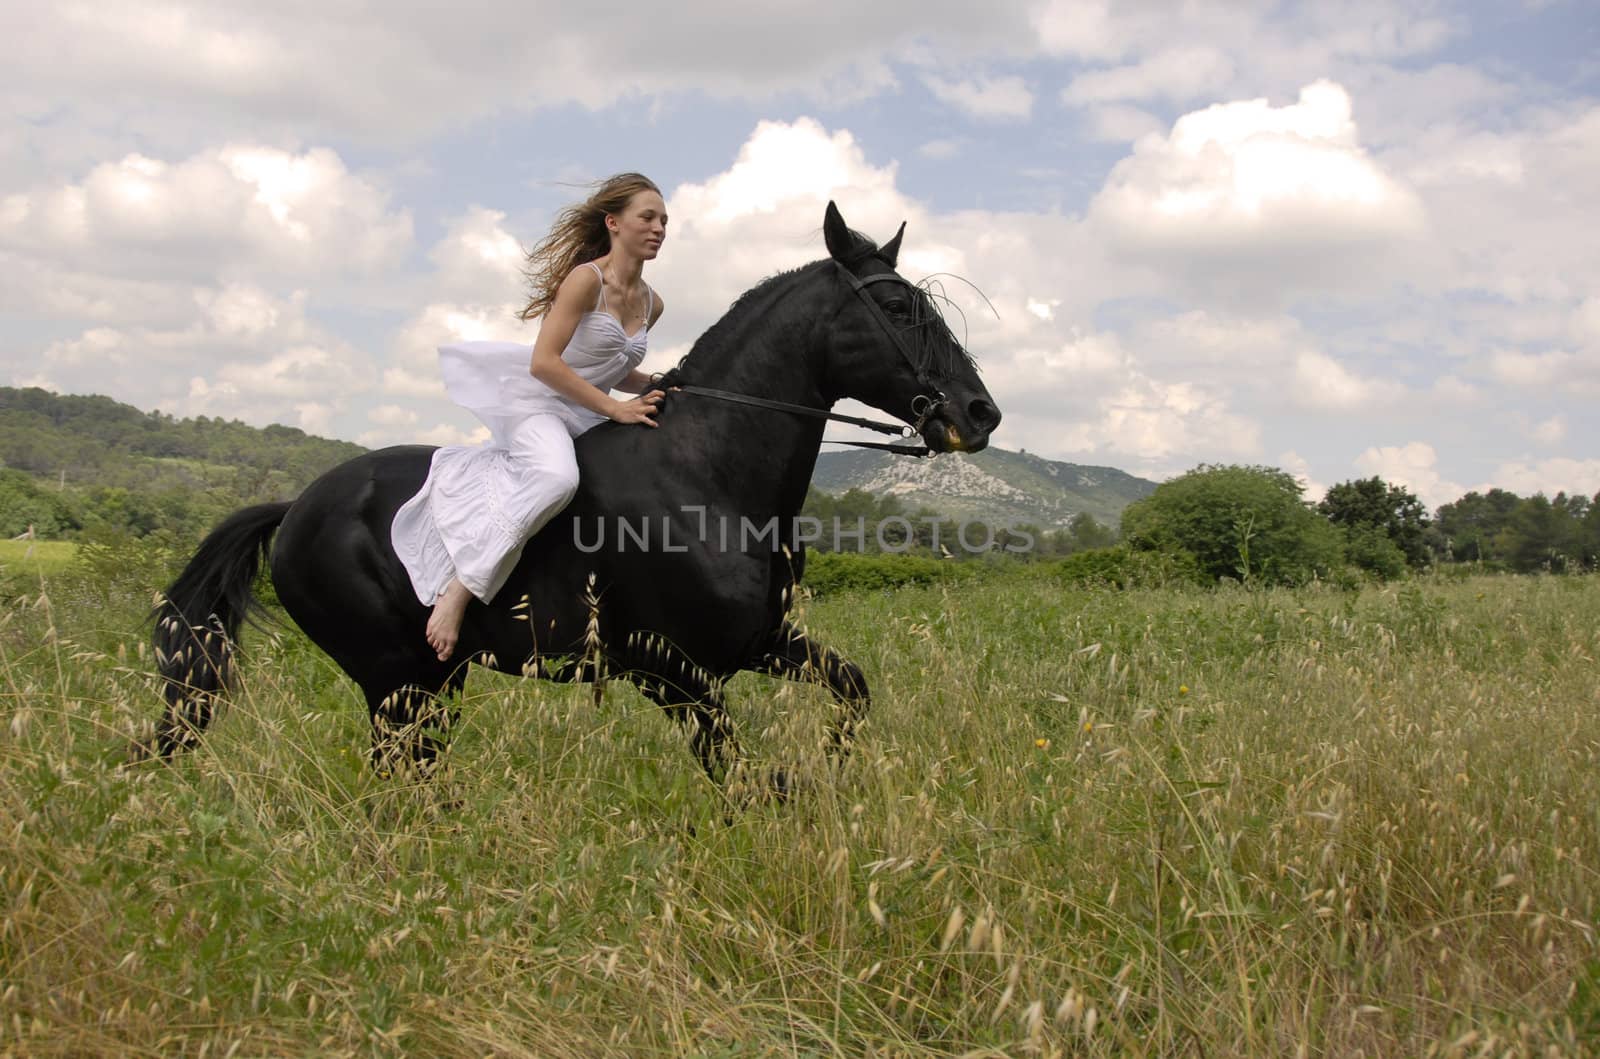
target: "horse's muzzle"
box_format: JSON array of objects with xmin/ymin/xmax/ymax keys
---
[{"xmin": 925, "ymin": 394, "xmax": 1001, "ymax": 453}]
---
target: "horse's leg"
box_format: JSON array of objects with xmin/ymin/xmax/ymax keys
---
[
  {"xmin": 759, "ymin": 622, "xmax": 871, "ymax": 760},
  {"xmin": 363, "ymin": 663, "xmax": 466, "ymax": 778},
  {"xmin": 617, "ymin": 635, "xmax": 753, "ymax": 793},
  {"xmin": 634, "ymin": 673, "xmax": 738, "ymax": 787}
]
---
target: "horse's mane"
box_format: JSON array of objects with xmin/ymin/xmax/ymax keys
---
[
  {"xmin": 657, "ymin": 262, "xmax": 823, "ymax": 387},
  {"xmin": 659, "ymin": 229, "xmax": 979, "ymax": 387}
]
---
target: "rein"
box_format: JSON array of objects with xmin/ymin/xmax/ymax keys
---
[
  {"xmin": 656, "ymin": 260, "xmax": 950, "ymax": 460},
  {"xmin": 668, "ymin": 384, "xmax": 936, "ymax": 458}
]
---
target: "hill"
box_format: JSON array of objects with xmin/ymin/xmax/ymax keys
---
[
  {"xmin": 812, "ymin": 447, "xmax": 1157, "ymax": 528},
  {"xmin": 0, "ymin": 387, "xmax": 366, "ymax": 538}
]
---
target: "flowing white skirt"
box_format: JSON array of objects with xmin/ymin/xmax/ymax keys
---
[
  {"xmin": 390, "ymin": 397, "xmax": 606, "ymax": 607},
  {"xmin": 391, "ymin": 339, "xmax": 632, "ymax": 607}
]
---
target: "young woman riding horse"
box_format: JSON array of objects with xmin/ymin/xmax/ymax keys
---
[
  {"xmin": 147, "ymin": 200, "xmax": 1001, "ymax": 793},
  {"xmin": 392, "ymin": 173, "xmax": 670, "ymax": 663}
]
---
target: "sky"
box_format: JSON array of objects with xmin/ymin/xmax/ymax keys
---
[{"xmin": 1, "ymin": 0, "xmax": 1596, "ymax": 509}]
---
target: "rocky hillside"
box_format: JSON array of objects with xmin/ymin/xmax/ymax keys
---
[{"xmin": 811, "ymin": 447, "xmax": 1157, "ymax": 528}]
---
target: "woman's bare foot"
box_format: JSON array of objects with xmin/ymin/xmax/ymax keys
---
[{"xmin": 426, "ymin": 579, "xmax": 473, "ymax": 661}]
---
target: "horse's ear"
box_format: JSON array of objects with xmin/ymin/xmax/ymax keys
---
[
  {"xmin": 880, "ymin": 221, "xmax": 906, "ymax": 267},
  {"xmin": 823, "ymin": 201, "xmax": 853, "ymax": 261}
]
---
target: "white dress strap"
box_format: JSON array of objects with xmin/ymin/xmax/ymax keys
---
[{"xmin": 586, "ymin": 261, "xmax": 606, "ymax": 312}]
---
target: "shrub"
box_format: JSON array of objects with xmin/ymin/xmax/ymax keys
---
[
  {"xmin": 799, "ymin": 551, "xmax": 978, "ymax": 596},
  {"xmin": 1056, "ymin": 545, "xmax": 1205, "ymax": 589},
  {"xmin": 1121, "ymin": 464, "xmax": 1344, "ymax": 586}
]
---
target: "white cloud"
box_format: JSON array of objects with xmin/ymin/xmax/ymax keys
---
[
  {"xmin": 1429, "ymin": 374, "xmax": 1481, "ymax": 405},
  {"xmin": 999, "ymin": 332, "xmax": 1129, "ymax": 386},
  {"xmin": 923, "ymin": 73, "xmax": 1034, "ymax": 120},
  {"xmin": 27, "ymin": 283, "xmax": 374, "ymax": 432},
  {"xmin": 1279, "ymin": 450, "xmax": 1327, "ymax": 504},
  {"xmin": 369, "ymin": 404, "xmax": 418, "ymax": 427},
  {"xmin": 415, "ymin": 422, "xmax": 488, "ymax": 448},
  {"xmin": 1488, "ymin": 348, "xmax": 1582, "ymax": 389},
  {"xmin": 1293, "ymin": 351, "xmax": 1404, "ymax": 410},
  {"xmin": 651, "ymin": 118, "xmax": 922, "ymax": 331},
  {"xmin": 1487, "ymin": 458, "xmax": 1600, "ymax": 499},
  {"xmin": 1082, "ymin": 104, "xmax": 1164, "ymax": 144},
  {"xmin": 1033, "ymin": 0, "xmax": 1453, "ymax": 69},
  {"xmin": 0, "ymin": 2, "xmax": 1028, "ymax": 147},
  {"xmin": 1133, "ymin": 310, "xmax": 1301, "ymax": 372},
  {"xmin": 918, "ymin": 138, "xmax": 962, "ymax": 160},
  {"xmin": 1088, "ymin": 81, "xmax": 1425, "ymax": 304},
  {"xmin": 1573, "ymin": 297, "xmax": 1600, "ymax": 352},
  {"xmin": 1062, "ymin": 46, "xmax": 1235, "ymax": 105},
  {"xmin": 1354, "ymin": 442, "xmax": 1464, "ymax": 510},
  {"xmin": 1530, "ymin": 416, "xmax": 1566, "ymax": 445},
  {"xmin": 425, "ymin": 207, "xmax": 527, "ymax": 305},
  {"xmin": 1382, "ymin": 104, "xmax": 1600, "ymax": 302},
  {"xmin": 0, "ymin": 145, "xmax": 413, "ymax": 287}
]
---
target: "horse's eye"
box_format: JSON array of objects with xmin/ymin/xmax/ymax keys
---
[{"xmin": 884, "ymin": 299, "xmax": 910, "ymax": 315}]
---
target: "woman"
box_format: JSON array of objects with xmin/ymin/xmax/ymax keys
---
[{"xmin": 391, "ymin": 173, "xmax": 669, "ymax": 662}]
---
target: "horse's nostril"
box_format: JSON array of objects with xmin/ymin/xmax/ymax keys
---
[{"xmin": 968, "ymin": 398, "xmax": 1001, "ymax": 431}]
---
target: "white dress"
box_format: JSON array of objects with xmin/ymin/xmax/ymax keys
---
[{"xmin": 391, "ymin": 264, "xmax": 651, "ymax": 606}]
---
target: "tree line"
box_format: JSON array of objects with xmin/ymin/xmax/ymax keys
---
[{"xmin": 1113, "ymin": 464, "xmax": 1600, "ymax": 586}]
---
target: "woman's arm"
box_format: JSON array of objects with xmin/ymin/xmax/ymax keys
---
[{"xmin": 529, "ymin": 269, "xmax": 662, "ymax": 425}]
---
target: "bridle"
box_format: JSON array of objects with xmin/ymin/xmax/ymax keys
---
[{"xmin": 667, "ymin": 259, "xmax": 953, "ymax": 458}]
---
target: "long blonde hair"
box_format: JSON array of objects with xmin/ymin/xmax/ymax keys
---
[{"xmin": 518, "ymin": 172, "xmax": 661, "ymax": 322}]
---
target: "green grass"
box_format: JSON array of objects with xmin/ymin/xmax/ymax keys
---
[
  {"xmin": 2, "ymin": 559, "xmax": 1598, "ymax": 1056},
  {"xmin": 0, "ymin": 538, "xmax": 77, "ymax": 580}
]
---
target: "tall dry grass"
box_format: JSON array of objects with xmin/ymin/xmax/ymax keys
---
[{"xmin": 2, "ymin": 558, "xmax": 1598, "ymax": 1056}]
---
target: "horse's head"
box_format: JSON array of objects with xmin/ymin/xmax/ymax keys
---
[{"xmin": 820, "ymin": 202, "xmax": 1002, "ymax": 454}]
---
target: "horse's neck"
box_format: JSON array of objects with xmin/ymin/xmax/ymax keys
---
[
  {"xmin": 679, "ymin": 267, "xmax": 829, "ymax": 403},
  {"xmin": 671, "ymin": 266, "xmax": 834, "ymax": 516}
]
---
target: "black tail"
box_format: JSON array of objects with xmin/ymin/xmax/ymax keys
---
[{"xmin": 144, "ymin": 502, "xmax": 292, "ymax": 758}]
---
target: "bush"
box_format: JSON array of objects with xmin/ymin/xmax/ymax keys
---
[
  {"xmin": 0, "ymin": 469, "xmax": 82, "ymax": 538},
  {"xmin": 1121, "ymin": 464, "xmax": 1344, "ymax": 586},
  {"xmin": 1056, "ymin": 545, "xmax": 1205, "ymax": 589},
  {"xmin": 70, "ymin": 526, "xmax": 190, "ymax": 607},
  {"xmin": 1343, "ymin": 523, "xmax": 1409, "ymax": 581},
  {"xmin": 799, "ymin": 551, "xmax": 978, "ymax": 596}
]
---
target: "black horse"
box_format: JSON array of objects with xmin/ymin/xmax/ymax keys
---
[{"xmin": 146, "ymin": 202, "xmax": 1001, "ymax": 789}]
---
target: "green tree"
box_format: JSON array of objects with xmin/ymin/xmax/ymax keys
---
[
  {"xmin": 1494, "ymin": 494, "xmax": 1584, "ymax": 572},
  {"xmin": 1318, "ymin": 476, "xmax": 1431, "ymax": 574},
  {"xmin": 0, "ymin": 469, "xmax": 82, "ymax": 538},
  {"xmin": 1434, "ymin": 489, "xmax": 1521, "ymax": 563},
  {"xmin": 1068, "ymin": 512, "xmax": 1116, "ymax": 551},
  {"xmin": 1121, "ymin": 464, "xmax": 1343, "ymax": 586},
  {"xmin": 1582, "ymin": 492, "xmax": 1600, "ymax": 568}
]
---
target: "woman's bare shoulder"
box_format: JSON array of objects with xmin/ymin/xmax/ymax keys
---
[{"xmin": 559, "ymin": 261, "xmax": 604, "ymax": 295}]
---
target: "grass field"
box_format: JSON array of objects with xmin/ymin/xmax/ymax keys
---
[
  {"xmin": 2, "ymin": 557, "xmax": 1598, "ymax": 1056},
  {"xmin": 0, "ymin": 538, "xmax": 77, "ymax": 580}
]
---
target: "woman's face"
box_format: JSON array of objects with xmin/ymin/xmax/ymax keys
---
[{"xmin": 608, "ymin": 190, "xmax": 668, "ymax": 260}]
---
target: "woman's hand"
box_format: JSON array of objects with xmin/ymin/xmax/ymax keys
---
[{"xmin": 608, "ymin": 388, "xmax": 666, "ymax": 427}]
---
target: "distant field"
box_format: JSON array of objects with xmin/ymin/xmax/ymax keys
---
[
  {"xmin": 2, "ymin": 559, "xmax": 1598, "ymax": 1056},
  {"xmin": 0, "ymin": 537, "xmax": 76, "ymax": 577}
]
